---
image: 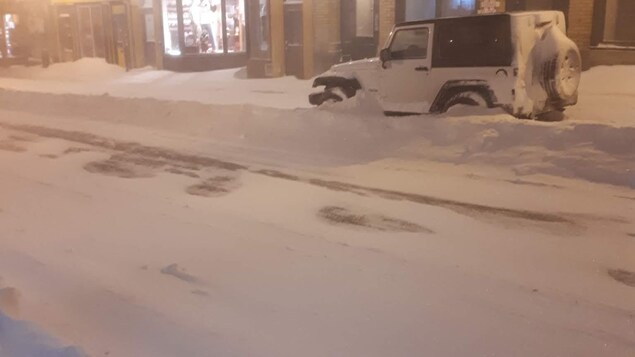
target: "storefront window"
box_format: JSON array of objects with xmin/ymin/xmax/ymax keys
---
[
  {"xmin": 439, "ymin": 0, "xmax": 476, "ymax": 17},
  {"xmin": 3, "ymin": 14, "xmax": 19, "ymax": 57},
  {"xmin": 163, "ymin": 0, "xmax": 246, "ymax": 56},
  {"xmin": 225, "ymin": 0, "xmax": 245, "ymax": 52},
  {"xmin": 163, "ymin": 0, "xmax": 180, "ymax": 54},
  {"xmin": 602, "ymin": 0, "xmax": 635, "ymax": 44},
  {"xmin": 184, "ymin": 0, "xmax": 224, "ymax": 54},
  {"xmin": 249, "ymin": 0, "xmax": 270, "ymax": 58}
]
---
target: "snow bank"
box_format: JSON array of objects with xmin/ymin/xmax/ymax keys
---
[
  {"xmin": 0, "ymin": 59, "xmax": 633, "ymax": 124},
  {"xmin": 578, "ymin": 65, "xmax": 635, "ymax": 96},
  {"xmin": 0, "ymin": 311, "xmax": 86, "ymax": 357},
  {"xmin": 0, "ymin": 59, "xmax": 312, "ymax": 109},
  {"xmin": 0, "ymin": 88, "xmax": 633, "ymax": 188},
  {"xmin": 0, "ymin": 58, "xmax": 126, "ymax": 82}
]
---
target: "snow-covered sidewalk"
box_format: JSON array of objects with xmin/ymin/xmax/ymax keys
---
[{"xmin": 0, "ymin": 59, "xmax": 313, "ymax": 110}]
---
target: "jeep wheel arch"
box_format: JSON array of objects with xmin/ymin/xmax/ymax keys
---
[
  {"xmin": 430, "ymin": 81, "xmax": 497, "ymax": 113},
  {"xmin": 312, "ymin": 76, "xmax": 361, "ymax": 99}
]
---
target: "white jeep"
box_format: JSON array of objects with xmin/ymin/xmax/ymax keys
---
[{"xmin": 309, "ymin": 11, "xmax": 581, "ymax": 119}]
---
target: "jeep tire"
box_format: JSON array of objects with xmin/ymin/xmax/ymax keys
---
[
  {"xmin": 442, "ymin": 91, "xmax": 489, "ymax": 113},
  {"xmin": 541, "ymin": 47, "xmax": 581, "ymax": 102}
]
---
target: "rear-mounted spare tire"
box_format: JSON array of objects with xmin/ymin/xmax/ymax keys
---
[{"xmin": 541, "ymin": 47, "xmax": 581, "ymax": 102}]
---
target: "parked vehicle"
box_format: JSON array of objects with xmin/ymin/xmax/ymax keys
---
[{"xmin": 309, "ymin": 11, "xmax": 581, "ymax": 119}]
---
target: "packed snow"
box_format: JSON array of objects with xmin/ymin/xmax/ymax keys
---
[{"xmin": 0, "ymin": 59, "xmax": 634, "ymax": 356}]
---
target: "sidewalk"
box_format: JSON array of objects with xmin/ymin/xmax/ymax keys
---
[{"xmin": 0, "ymin": 58, "xmax": 313, "ymax": 110}]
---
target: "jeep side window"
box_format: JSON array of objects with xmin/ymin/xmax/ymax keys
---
[
  {"xmin": 432, "ymin": 15, "xmax": 512, "ymax": 68},
  {"xmin": 389, "ymin": 28, "xmax": 429, "ymax": 60}
]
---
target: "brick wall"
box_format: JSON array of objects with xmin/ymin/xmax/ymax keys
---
[
  {"xmin": 567, "ymin": 0, "xmax": 594, "ymax": 50},
  {"xmin": 378, "ymin": 0, "xmax": 395, "ymax": 48},
  {"xmin": 311, "ymin": 0, "xmax": 340, "ymax": 74}
]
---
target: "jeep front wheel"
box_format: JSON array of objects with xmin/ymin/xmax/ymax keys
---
[{"xmin": 309, "ymin": 86, "xmax": 356, "ymax": 106}]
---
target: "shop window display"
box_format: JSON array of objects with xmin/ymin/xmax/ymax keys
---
[
  {"xmin": 225, "ymin": 0, "xmax": 245, "ymax": 53},
  {"xmin": 2, "ymin": 14, "xmax": 18, "ymax": 58},
  {"xmin": 163, "ymin": 0, "xmax": 245, "ymax": 56},
  {"xmin": 163, "ymin": 0, "xmax": 180, "ymax": 54},
  {"xmin": 440, "ymin": 0, "xmax": 476, "ymax": 17}
]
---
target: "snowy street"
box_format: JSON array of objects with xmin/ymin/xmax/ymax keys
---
[{"xmin": 0, "ymin": 61, "xmax": 634, "ymax": 356}]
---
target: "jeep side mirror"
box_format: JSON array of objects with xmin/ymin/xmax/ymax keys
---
[{"xmin": 379, "ymin": 48, "xmax": 391, "ymax": 68}]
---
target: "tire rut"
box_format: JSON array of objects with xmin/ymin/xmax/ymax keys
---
[{"xmin": 1, "ymin": 122, "xmax": 606, "ymax": 230}]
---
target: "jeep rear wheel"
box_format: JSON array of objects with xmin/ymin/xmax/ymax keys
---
[
  {"xmin": 442, "ymin": 91, "xmax": 489, "ymax": 113},
  {"xmin": 541, "ymin": 47, "xmax": 581, "ymax": 101}
]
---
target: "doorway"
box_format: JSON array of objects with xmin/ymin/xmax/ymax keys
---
[
  {"xmin": 77, "ymin": 4, "xmax": 106, "ymax": 58},
  {"xmin": 340, "ymin": 0, "xmax": 379, "ymax": 61},
  {"xmin": 111, "ymin": 3, "xmax": 130, "ymax": 69},
  {"xmin": 283, "ymin": 1, "xmax": 303, "ymax": 77}
]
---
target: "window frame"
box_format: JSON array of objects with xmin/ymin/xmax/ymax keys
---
[
  {"xmin": 388, "ymin": 26, "xmax": 431, "ymax": 60},
  {"xmin": 591, "ymin": 0, "xmax": 635, "ymax": 48}
]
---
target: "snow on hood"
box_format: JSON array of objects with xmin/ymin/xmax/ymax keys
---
[{"xmin": 326, "ymin": 58, "xmax": 380, "ymax": 76}]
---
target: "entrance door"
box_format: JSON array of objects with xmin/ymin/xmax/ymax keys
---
[
  {"xmin": 379, "ymin": 24, "xmax": 434, "ymax": 114},
  {"xmin": 57, "ymin": 7, "xmax": 76, "ymax": 61},
  {"xmin": 284, "ymin": 2, "xmax": 303, "ymax": 78},
  {"xmin": 340, "ymin": 0, "xmax": 379, "ymax": 61},
  {"xmin": 111, "ymin": 3, "xmax": 130, "ymax": 69},
  {"xmin": 77, "ymin": 5, "xmax": 106, "ymax": 58}
]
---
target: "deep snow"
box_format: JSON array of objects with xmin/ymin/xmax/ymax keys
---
[
  {"xmin": 0, "ymin": 59, "xmax": 311, "ymax": 110},
  {"xmin": 0, "ymin": 58, "xmax": 634, "ymax": 125},
  {"xmin": 0, "ymin": 60, "xmax": 634, "ymax": 357}
]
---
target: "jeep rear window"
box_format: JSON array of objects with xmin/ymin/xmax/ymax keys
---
[
  {"xmin": 432, "ymin": 15, "xmax": 512, "ymax": 68},
  {"xmin": 389, "ymin": 27, "xmax": 430, "ymax": 60}
]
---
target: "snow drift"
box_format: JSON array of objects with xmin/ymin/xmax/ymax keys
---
[{"xmin": 0, "ymin": 88, "xmax": 632, "ymax": 188}]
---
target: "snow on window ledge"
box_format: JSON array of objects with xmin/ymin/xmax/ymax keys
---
[{"xmin": 593, "ymin": 43, "xmax": 635, "ymax": 50}]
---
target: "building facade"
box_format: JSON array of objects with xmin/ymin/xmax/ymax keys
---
[
  {"xmin": 246, "ymin": 0, "xmax": 384, "ymax": 79},
  {"xmin": 393, "ymin": 0, "xmax": 635, "ymax": 69},
  {"xmin": 48, "ymin": 0, "xmax": 152, "ymax": 69},
  {"xmin": 0, "ymin": 0, "xmax": 50, "ymax": 66},
  {"xmin": 247, "ymin": 0, "xmax": 635, "ymax": 79},
  {"xmin": 3, "ymin": 0, "xmax": 633, "ymax": 74}
]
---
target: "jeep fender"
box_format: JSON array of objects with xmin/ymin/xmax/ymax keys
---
[
  {"xmin": 429, "ymin": 80, "xmax": 498, "ymax": 113},
  {"xmin": 313, "ymin": 76, "xmax": 362, "ymax": 95}
]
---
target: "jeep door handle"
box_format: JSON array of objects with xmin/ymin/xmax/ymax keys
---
[{"xmin": 415, "ymin": 66, "xmax": 429, "ymax": 72}]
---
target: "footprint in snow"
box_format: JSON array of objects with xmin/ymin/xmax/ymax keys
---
[
  {"xmin": 161, "ymin": 263, "xmax": 199, "ymax": 284},
  {"xmin": 608, "ymin": 269, "xmax": 635, "ymax": 288}
]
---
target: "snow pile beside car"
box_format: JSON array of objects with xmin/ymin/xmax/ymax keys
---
[{"xmin": 0, "ymin": 88, "xmax": 633, "ymax": 188}]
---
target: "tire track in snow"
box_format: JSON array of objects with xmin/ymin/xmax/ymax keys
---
[{"xmin": 1, "ymin": 121, "xmax": 625, "ymax": 231}]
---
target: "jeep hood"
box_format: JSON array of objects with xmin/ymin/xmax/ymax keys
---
[{"xmin": 320, "ymin": 58, "xmax": 380, "ymax": 78}]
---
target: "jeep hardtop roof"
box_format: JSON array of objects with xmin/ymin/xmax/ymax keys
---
[{"xmin": 396, "ymin": 10, "xmax": 563, "ymax": 28}]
